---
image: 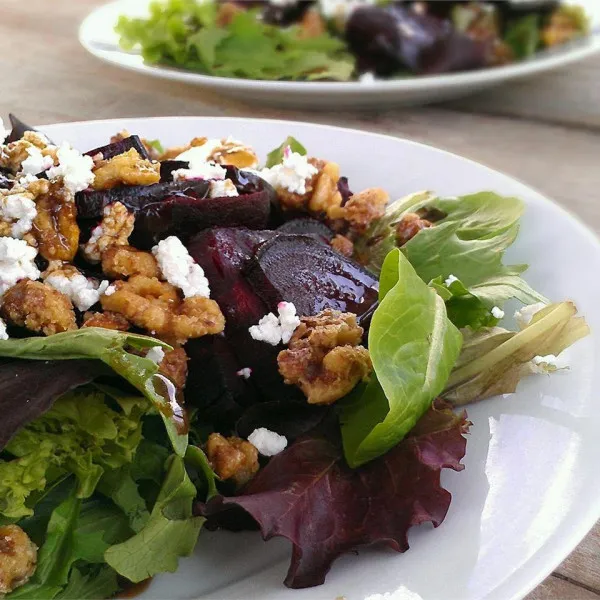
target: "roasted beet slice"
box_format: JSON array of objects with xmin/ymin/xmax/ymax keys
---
[
  {"xmin": 187, "ymin": 228, "xmax": 275, "ymax": 330},
  {"xmin": 84, "ymin": 135, "xmax": 150, "ymax": 161},
  {"xmin": 277, "ymin": 218, "xmax": 334, "ymax": 244},
  {"xmin": 338, "ymin": 176, "xmax": 353, "ymax": 205},
  {"xmin": 159, "ymin": 160, "xmax": 189, "ymax": 182},
  {"xmin": 132, "ymin": 191, "xmax": 271, "ymax": 248},
  {"xmin": 246, "ymin": 234, "xmax": 379, "ymax": 324},
  {"xmin": 5, "ymin": 114, "xmax": 51, "ymax": 144}
]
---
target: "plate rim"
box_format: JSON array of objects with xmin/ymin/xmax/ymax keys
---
[
  {"xmin": 79, "ymin": 0, "xmax": 600, "ymax": 95},
  {"xmin": 39, "ymin": 115, "xmax": 600, "ymax": 600}
]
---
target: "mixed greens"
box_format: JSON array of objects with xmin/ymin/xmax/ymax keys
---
[
  {"xmin": 0, "ymin": 117, "xmax": 589, "ymax": 597},
  {"xmin": 115, "ymin": 1, "xmax": 590, "ymax": 82}
]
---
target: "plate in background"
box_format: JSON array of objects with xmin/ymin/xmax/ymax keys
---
[
  {"xmin": 79, "ymin": 1, "xmax": 600, "ymax": 109},
  {"xmin": 41, "ymin": 116, "xmax": 600, "ymax": 600}
]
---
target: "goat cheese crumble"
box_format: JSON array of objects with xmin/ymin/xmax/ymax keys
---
[
  {"xmin": 0, "ymin": 317, "xmax": 8, "ymax": 340},
  {"xmin": 514, "ymin": 302, "xmax": 547, "ymax": 329},
  {"xmin": 359, "ymin": 71, "xmax": 377, "ymax": 84},
  {"xmin": 0, "ymin": 237, "xmax": 40, "ymax": 297},
  {"xmin": 248, "ymin": 428, "xmax": 288, "ymax": 457},
  {"xmin": 249, "ymin": 302, "xmax": 300, "ymax": 346},
  {"xmin": 104, "ymin": 284, "xmax": 117, "ymax": 297},
  {"xmin": 237, "ymin": 367, "xmax": 252, "ymax": 379},
  {"xmin": 259, "ymin": 147, "xmax": 318, "ymax": 195},
  {"xmin": 47, "ymin": 142, "xmax": 95, "ymax": 194},
  {"xmin": 209, "ymin": 179, "xmax": 239, "ymax": 198},
  {"xmin": 444, "ymin": 274, "xmax": 459, "ymax": 287},
  {"xmin": 0, "ymin": 193, "xmax": 37, "ymax": 238},
  {"xmin": 491, "ymin": 306, "xmax": 504, "ymax": 319},
  {"xmin": 172, "ymin": 143, "xmax": 228, "ymax": 181},
  {"xmin": 20, "ymin": 146, "xmax": 54, "ymax": 176},
  {"xmin": 152, "ymin": 235, "xmax": 211, "ymax": 298},
  {"xmin": 146, "ymin": 346, "xmax": 165, "ymax": 365},
  {"xmin": 45, "ymin": 272, "xmax": 110, "ymax": 312}
]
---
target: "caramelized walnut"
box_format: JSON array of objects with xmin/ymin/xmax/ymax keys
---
[
  {"xmin": 159, "ymin": 136, "xmax": 258, "ymax": 169},
  {"xmin": 101, "ymin": 245, "xmax": 159, "ymax": 279},
  {"xmin": 308, "ymin": 161, "xmax": 343, "ymax": 217},
  {"xmin": 100, "ymin": 275, "xmax": 225, "ymax": 343},
  {"xmin": 0, "ymin": 525, "xmax": 37, "ymax": 595},
  {"xmin": 159, "ymin": 347, "xmax": 189, "ymax": 389},
  {"xmin": 82, "ymin": 311, "xmax": 130, "ymax": 331},
  {"xmin": 216, "ymin": 2, "xmax": 244, "ymax": 27},
  {"xmin": 81, "ymin": 202, "xmax": 134, "ymax": 263},
  {"xmin": 330, "ymin": 234, "xmax": 354, "ymax": 258},
  {"xmin": 206, "ymin": 433, "xmax": 259, "ymax": 487},
  {"xmin": 278, "ymin": 309, "xmax": 372, "ymax": 405},
  {"xmin": 1, "ymin": 279, "xmax": 77, "ymax": 336},
  {"xmin": 32, "ymin": 181, "xmax": 80, "ymax": 261},
  {"xmin": 395, "ymin": 212, "xmax": 433, "ymax": 246},
  {"xmin": 0, "ymin": 131, "xmax": 55, "ymax": 173},
  {"xmin": 341, "ymin": 188, "xmax": 389, "ymax": 234},
  {"xmin": 92, "ymin": 148, "xmax": 160, "ymax": 190},
  {"xmin": 299, "ymin": 8, "xmax": 326, "ymax": 38}
]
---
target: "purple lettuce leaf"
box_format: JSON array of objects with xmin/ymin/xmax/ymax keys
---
[{"xmin": 197, "ymin": 401, "xmax": 469, "ymax": 588}]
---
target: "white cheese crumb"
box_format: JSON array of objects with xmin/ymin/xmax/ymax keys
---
[
  {"xmin": 173, "ymin": 142, "xmax": 228, "ymax": 181},
  {"xmin": 104, "ymin": 284, "xmax": 117, "ymax": 297},
  {"xmin": 0, "ymin": 237, "xmax": 40, "ymax": 297},
  {"xmin": 364, "ymin": 586, "xmax": 423, "ymax": 600},
  {"xmin": 514, "ymin": 302, "xmax": 547, "ymax": 330},
  {"xmin": 237, "ymin": 367, "xmax": 252, "ymax": 379},
  {"xmin": 530, "ymin": 353, "xmax": 564, "ymax": 375},
  {"xmin": 45, "ymin": 272, "xmax": 110, "ymax": 312},
  {"xmin": 0, "ymin": 317, "xmax": 8, "ymax": 340},
  {"xmin": 152, "ymin": 235, "xmax": 210, "ymax": 298},
  {"xmin": 16, "ymin": 173, "xmax": 39, "ymax": 187},
  {"xmin": 47, "ymin": 142, "xmax": 95, "ymax": 193},
  {"xmin": 176, "ymin": 140, "xmax": 222, "ymax": 164},
  {"xmin": 444, "ymin": 274, "xmax": 459, "ymax": 287},
  {"xmin": 358, "ymin": 71, "xmax": 377, "ymax": 84},
  {"xmin": 248, "ymin": 302, "xmax": 300, "ymax": 346},
  {"xmin": 20, "ymin": 146, "xmax": 54, "ymax": 176},
  {"xmin": 491, "ymin": 306, "xmax": 505, "ymax": 319},
  {"xmin": 533, "ymin": 354, "xmax": 558, "ymax": 366},
  {"xmin": 248, "ymin": 428, "xmax": 288, "ymax": 457},
  {"xmin": 209, "ymin": 179, "xmax": 239, "ymax": 198},
  {"xmin": 259, "ymin": 147, "xmax": 318, "ymax": 195},
  {"xmin": 0, "ymin": 193, "xmax": 37, "ymax": 239},
  {"xmin": 146, "ymin": 346, "xmax": 165, "ymax": 365}
]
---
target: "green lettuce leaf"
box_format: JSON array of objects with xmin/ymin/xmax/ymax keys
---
[
  {"xmin": 265, "ymin": 136, "xmax": 307, "ymax": 168},
  {"xmin": 104, "ymin": 455, "xmax": 205, "ymax": 582},
  {"xmin": 443, "ymin": 302, "xmax": 590, "ymax": 405},
  {"xmin": 0, "ymin": 328, "xmax": 186, "ymax": 455},
  {"xmin": 55, "ymin": 566, "xmax": 119, "ymax": 600},
  {"xmin": 340, "ymin": 249, "xmax": 462, "ymax": 467},
  {"xmin": 504, "ymin": 14, "xmax": 540, "ymax": 59}
]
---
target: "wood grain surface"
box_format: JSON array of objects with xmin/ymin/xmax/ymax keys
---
[{"xmin": 0, "ymin": 0, "xmax": 598, "ymax": 597}]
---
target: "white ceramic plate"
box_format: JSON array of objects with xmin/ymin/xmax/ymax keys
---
[
  {"xmin": 78, "ymin": 1, "xmax": 600, "ymax": 109},
  {"xmin": 41, "ymin": 116, "xmax": 600, "ymax": 600}
]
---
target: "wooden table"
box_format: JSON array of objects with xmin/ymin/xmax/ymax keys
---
[{"xmin": 1, "ymin": 0, "xmax": 599, "ymax": 597}]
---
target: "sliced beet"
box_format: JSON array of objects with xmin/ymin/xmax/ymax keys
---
[
  {"xmin": 338, "ymin": 176, "xmax": 353, "ymax": 205},
  {"xmin": 132, "ymin": 190, "xmax": 272, "ymax": 248},
  {"xmin": 245, "ymin": 234, "xmax": 379, "ymax": 324},
  {"xmin": 160, "ymin": 160, "xmax": 189, "ymax": 182},
  {"xmin": 0, "ymin": 168, "xmax": 13, "ymax": 190},
  {"xmin": 187, "ymin": 228, "xmax": 275, "ymax": 331},
  {"xmin": 84, "ymin": 135, "xmax": 150, "ymax": 161},
  {"xmin": 5, "ymin": 114, "xmax": 51, "ymax": 144},
  {"xmin": 277, "ymin": 218, "xmax": 334, "ymax": 244}
]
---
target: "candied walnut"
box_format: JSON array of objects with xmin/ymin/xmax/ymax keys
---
[
  {"xmin": 101, "ymin": 245, "xmax": 159, "ymax": 279},
  {"xmin": 278, "ymin": 309, "xmax": 372, "ymax": 405},
  {"xmin": 0, "ymin": 525, "xmax": 37, "ymax": 595},
  {"xmin": 160, "ymin": 136, "xmax": 258, "ymax": 169},
  {"xmin": 32, "ymin": 181, "xmax": 80, "ymax": 261},
  {"xmin": 341, "ymin": 188, "xmax": 389, "ymax": 234},
  {"xmin": 488, "ymin": 39, "xmax": 514, "ymax": 66},
  {"xmin": 82, "ymin": 310, "xmax": 130, "ymax": 331},
  {"xmin": 1, "ymin": 279, "xmax": 77, "ymax": 336},
  {"xmin": 101, "ymin": 275, "xmax": 225, "ymax": 342},
  {"xmin": 216, "ymin": 1, "xmax": 243, "ymax": 26},
  {"xmin": 299, "ymin": 8, "xmax": 326, "ymax": 38},
  {"xmin": 542, "ymin": 7, "xmax": 587, "ymax": 47},
  {"xmin": 0, "ymin": 131, "xmax": 55, "ymax": 173},
  {"xmin": 159, "ymin": 137, "xmax": 208, "ymax": 161},
  {"xmin": 206, "ymin": 433, "xmax": 259, "ymax": 487},
  {"xmin": 308, "ymin": 161, "xmax": 343, "ymax": 218},
  {"xmin": 82, "ymin": 201, "xmax": 134, "ymax": 263},
  {"xmin": 159, "ymin": 347, "xmax": 189, "ymax": 389},
  {"xmin": 395, "ymin": 212, "xmax": 433, "ymax": 246},
  {"xmin": 330, "ymin": 234, "xmax": 354, "ymax": 258},
  {"xmin": 92, "ymin": 148, "xmax": 160, "ymax": 191}
]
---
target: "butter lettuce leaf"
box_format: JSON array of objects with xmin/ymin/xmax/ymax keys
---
[{"xmin": 340, "ymin": 249, "xmax": 462, "ymax": 467}]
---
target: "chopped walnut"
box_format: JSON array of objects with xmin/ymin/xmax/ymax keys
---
[
  {"xmin": 32, "ymin": 181, "xmax": 80, "ymax": 261},
  {"xmin": 101, "ymin": 245, "xmax": 159, "ymax": 279},
  {"xmin": 308, "ymin": 161, "xmax": 343, "ymax": 217},
  {"xmin": 1, "ymin": 279, "xmax": 77, "ymax": 335},
  {"xmin": 542, "ymin": 7, "xmax": 587, "ymax": 47},
  {"xmin": 278, "ymin": 309, "xmax": 372, "ymax": 405},
  {"xmin": 216, "ymin": 1, "xmax": 243, "ymax": 27},
  {"xmin": 0, "ymin": 131, "xmax": 55, "ymax": 173},
  {"xmin": 159, "ymin": 347, "xmax": 189, "ymax": 389},
  {"xmin": 82, "ymin": 310, "xmax": 130, "ymax": 331},
  {"xmin": 206, "ymin": 433, "xmax": 259, "ymax": 487},
  {"xmin": 81, "ymin": 202, "xmax": 134, "ymax": 263},
  {"xmin": 330, "ymin": 234, "xmax": 354, "ymax": 257},
  {"xmin": 159, "ymin": 137, "xmax": 208, "ymax": 161},
  {"xmin": 100, "ymin": 275, "xmax": 225, "ymax": 343},
  {"xmin": 395, "ymin": 212, "xmax": 433, "ymax": 246},
  {"xmin": 92, "ymin": 148, "xmax": 160, "ymax": 191},
  {"xmin": 340, "ymin": 187, "xmax": 389, "ymax": 234},
  {"xmin": 0, "ymin": 525, "xmax": 37, "ymax": 595},
  {"xmin": 159, "ymin": 136, "xmax": 258, "ymax": 169},
  {"xmin": 299, "ymin": 8, "xmax": 326, "ymax": 38}
]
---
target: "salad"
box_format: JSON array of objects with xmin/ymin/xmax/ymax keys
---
[
  {"xmin": 115, "ymin": 0, "xmax": 591, "ymax": 82},
  {"xmin": 0, "ymin": 113, "xmax": 589, "ymax": 598}
]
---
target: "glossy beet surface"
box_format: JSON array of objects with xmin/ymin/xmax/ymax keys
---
[
  {"xmin": 277, "ymin": 218, "xmax": 334, "ymax": 244},
  {"xmin": 246, "ymin": 234, "xmax": 379, "ymax": 324},
  {"xmin": 85, "ymin": 135, "xmax": 150, "ymax": 161},
  {"xmin": 5, "ymin": 114, "xmax": 48, "ymax": 144}
]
